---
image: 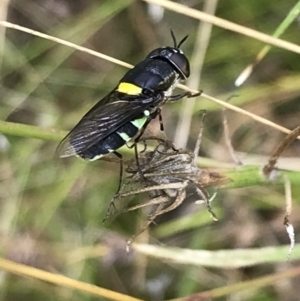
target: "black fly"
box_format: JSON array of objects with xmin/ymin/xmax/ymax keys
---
[{"xmin": 57, "ymin": 31, "xmax": 200, "ymax": 193}]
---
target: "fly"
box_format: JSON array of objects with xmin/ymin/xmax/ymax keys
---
[{"xmin": 57, "ymin": 30, "xmax": 200, "ymax": 193}]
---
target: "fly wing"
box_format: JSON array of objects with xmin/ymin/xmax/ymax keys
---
[{"xmin": 56, "ymin": 90, "xmax": 160, "ymax": 158}]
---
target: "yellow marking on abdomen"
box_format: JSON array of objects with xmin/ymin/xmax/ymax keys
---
[{"xmin": 117, "ymin": 82, "xmax": 142, "ymax": 95}]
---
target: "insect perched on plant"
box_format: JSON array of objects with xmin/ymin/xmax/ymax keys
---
[
  {"xmin": 109, "ymin": 115, "xmax": 230, "ymax": 247},
  {"xmin": 57, "ymin": 30, "xmax": 200, "ymax": 192}
]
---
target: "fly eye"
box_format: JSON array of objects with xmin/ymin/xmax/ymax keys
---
[
  {"xmin": 169, "ymin": 52, "xmax": 190, "ymax": 79},
  {"xmin": 146, "ymin": 47, "xmax": 190, "ymax": 79}
]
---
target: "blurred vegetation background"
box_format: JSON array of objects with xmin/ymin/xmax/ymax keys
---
[{"xmin": 1, "ymin": 0, "xmax": 300, "ymax": 300}]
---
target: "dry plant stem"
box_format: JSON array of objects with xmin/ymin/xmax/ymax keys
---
[
  {"xmin": 0, "ymin": 0, "xmax": 10, "ymax": 68},
  {"xmin": 116, "ymin": 182, "xmax": 189, "ymax": 198},
  {"xmin": 3, "ymin": 0, "xmax": 300, "ymax": 54},
  {"xmin": 141, "ymin": 0, "xmax": 300, "ymax": 56},
  {"xmin": 123, "ymin": 184, "xmax": 189, "ymax": 248},
  {"xmin": 192, "ymin": 111, "xmax": 206, "ymax": 165},
  {"xmin": 194, "ymin": 92, "xmax": 300, "ymax": 140},
  {"xmin": 148, "ymin": 189, "xmax": 187, "ymax": 217},
  {"xmin": 222, "ymin": 106, "xmax": 243, "ymax": 165},
  {"xmin": 170, "ymin": 265, "xmax": 300, "ymax": 300},
  {"xmin": 192, "ymin": 117, "xmax": 219, "ymax": 221},
  {"xmin": 0, "ymin": 258, "xmax": 143, "ymax": 301},
  {"xmin": 115, "ymin": 126, "xmax": 219, "ymax": 244},
  {"xmin": 174, "ymin": 0, "xmax": 217, "ymax": 148},
  {"xmin": 0, "ymin": 21, "xmax": 132, "ymax": 69},
  {"xmin": 126, "ymin": 188, "xmax": 202, "ymax": 249},
  {"xmin": 195, "ymin": 186, "xmax": 218, "ymax": 221},
  {"xmin": 263, "ymin": 126, "xmax": 300, "ymax": 177},
  {"xmin": 105, "ymin": 182, "xmax": 188, "ymax": 220},
  {"xmin": 284, "ymin": 176, "xmax": 295, "ymax": 261},
  {"xmin": 0, "ymin": 22, "xmax": 298, "ymax": 139},
  {"xmin": 284, "ymin": 176, "xmax": 293, "ymax": 218},
  {"xmin": 122, "ymin": 195, "xmax": 170, "ymax": 212},
  {"xmin": 261, "ymin": 125, "xmax": 299, "ymax": 260},
  {"xmin": 235, "ymin": 1, "xmax": 300, "ymax": 86}
]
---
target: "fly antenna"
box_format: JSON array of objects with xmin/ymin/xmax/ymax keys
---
[
  {"xmin": 170, "ymin": 29, "xmax": 177, "ymax": 47},
  {"xmin": 178, "ymin": 34, "xmax": 189, "ymax": 48}
]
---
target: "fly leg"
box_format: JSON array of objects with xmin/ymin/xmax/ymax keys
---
[
  {"xmin": 157, "ymin": 108, "xmax": 164, "ymax": 131},
  {"xmin": 128, "ymin": 116, "xmax": 154, "ymax": 182},
  {"xmin": 156, "ymin": 109, "xmax": 178, "ymax": 153},
  {"xmin": 169, "ymin": 90, "xmax": 202, "ymax": 102},
  {"xmin": 103, "ymin": 151, "xmax": 123, "ymax": 222}
]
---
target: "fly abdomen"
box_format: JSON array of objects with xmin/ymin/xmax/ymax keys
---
[{"xmin": 78, "ymin": 110, "xmax": 150, "ymax": 161}]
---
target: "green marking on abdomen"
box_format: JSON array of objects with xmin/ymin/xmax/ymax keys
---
[
  {"xmin": 117, "ymin": 131, "xmax": 131, "ymax": 142},
  {"xmin": 131, "ymin": 110, "xmax": 150, "ymax": 129}
]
